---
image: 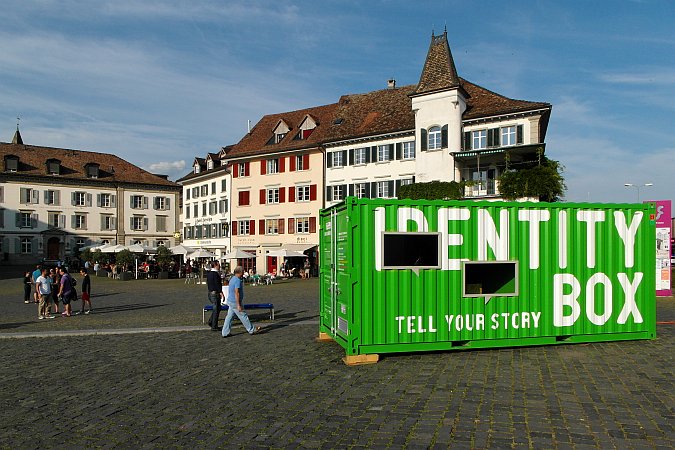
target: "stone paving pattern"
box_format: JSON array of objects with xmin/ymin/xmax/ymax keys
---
[{"xmin": 0, "ymin": 271, "xmax": 673, "ymax": 448}]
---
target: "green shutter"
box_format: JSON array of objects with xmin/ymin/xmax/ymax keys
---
[{"xmin": 421, "ymin": 129, "xmax": 428, "ymax": 151}]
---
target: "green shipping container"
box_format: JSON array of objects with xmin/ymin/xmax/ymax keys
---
[{"xmin": 319, "ymin": 198, "xmax": 656, "ymax": 365}]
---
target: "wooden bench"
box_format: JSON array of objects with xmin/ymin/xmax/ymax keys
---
[{"xmin": 202, "ymin": 303, "xmax": 275, "ymax": 323}]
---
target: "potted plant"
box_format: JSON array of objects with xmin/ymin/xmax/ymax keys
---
[
  {"xmin": 154, "ymin": 246, "xmax": 174, "ymax": 279},
  {"xmin": 115, "ymin": 249, "xmax": 135, "ymax": 281}
]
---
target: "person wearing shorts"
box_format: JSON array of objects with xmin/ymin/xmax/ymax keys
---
[{"xmin": 58, "ymin": 267, "xmax": 75, "ymax": 317}]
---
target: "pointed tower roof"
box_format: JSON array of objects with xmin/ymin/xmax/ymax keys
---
[
  {"xmin": 12, "ymin": 127, "xmax": 23, "ymax": 145},
  {"xmin": 411, "ymin": 31, "xmax": 464, "ymax": 97}
]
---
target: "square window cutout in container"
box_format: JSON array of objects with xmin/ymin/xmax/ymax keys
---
[
  {"xmin": 382, "ymin": 232, "xmax": 441, "ymax": 269},
  {"xmin": 463, "ymin": 261, "xmax": 518, "ymax": 297}
]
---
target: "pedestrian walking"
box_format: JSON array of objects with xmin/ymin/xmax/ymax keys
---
[
  {"xmin": 32, "ymin": 264, "xmax": 42, "ymax": 303},
  {"xmin": 35, "ymin": 268, "xmax": 54, "ymax": 320},
  {"xmin": 22, "ymin": 271, "xmax": 32, "ymax": 303},
  {"xmin": 222, "ymin": 266, "xmax": 262, "ymax": 338},
  {"xmin": 58, "ymin": 267, "xmax": 76, "ymax": 317},
  {"xmin": 206, "ymin": 261, "xmax": 223, "ymax": 330},
  {"xmin": 79, "ymin": 268, "xmax": 93, "ymax": 314}
]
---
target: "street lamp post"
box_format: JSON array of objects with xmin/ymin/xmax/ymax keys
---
[{"xmin": 624, "ymin": 183, "xmax": 653, "ymax": 202}]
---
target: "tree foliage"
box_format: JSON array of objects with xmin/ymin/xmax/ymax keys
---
[
  {"xmin": 398, "ymin": 180, "xmax": 467, "ymax": 200},
  {"xmin": 498, "ymin": 156, "xmax": 566, "ymax": 202},
  {"xmin": 115, "ymin": 249, "xmax": 135, "ymax": 269},
  {"xmin": 154, "ymin": 245, "xmax": 174, "ymax": 270}
]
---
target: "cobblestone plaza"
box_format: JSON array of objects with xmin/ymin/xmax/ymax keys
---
[{"xmin": 1, "ymin": 274, "xmax": 673, "ymax": 448}]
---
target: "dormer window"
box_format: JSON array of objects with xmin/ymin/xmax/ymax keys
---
[
  {"xmin": 268, "ymin": 120, "xmax": 290, "ymax": 145},
  {"xmin": 46, "ymin": 159, "xmax": 61, "ymax": 175},
  {"xmin": 4, "ymin": 156, "xmax": 18, "ymax": 172},
  {"xmin": 207, "ymin": 160, "xmax": 214, "ymax": 170},
  {"xmin": 85, "ymin": 163, "xmax": 100, "ymax": 178},
  {"xmin": 194, "ymin": 164, "xmax": 201, "ymax": 174},
  {"xmin": 296, "ymin": 115, "xmax": 317, "ymax": 140}
]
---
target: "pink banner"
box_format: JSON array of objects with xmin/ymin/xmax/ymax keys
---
[{"xmin": 647, "ymin": 200, "xmax": 672, "ymax": 296}]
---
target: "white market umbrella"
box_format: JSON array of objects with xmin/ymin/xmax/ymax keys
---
[
  {"xmin": 128, "ymin": 244, "xmax": 157, "ymax": 254},
  {"xmin": 80, "ymin": 242, "xmax": 104, "ymax": 250},
  {"xmin": 188, "ymin": 249, "xmax": 217, "ymax": 259},
  {"xmin": 169, "ymin": 244, "xmax": 194, "ymax": 255},
  {"xmin": 100, "ymin": 244, "xmax": 128, "ymax": 253},
  {"xmin": 267, "ymin": 249, "xmax": 308, "ymax": 258},
  {"xmin": 222, "ymin": 249, "xmax": 256, "ymax": 259}
]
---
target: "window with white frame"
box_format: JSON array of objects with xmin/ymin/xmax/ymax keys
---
[
  {"xmin": 102, "ymin": 215, "xmax": 115, "ymax": 231},
  {"xmin": 207, "ymin": 160, "xmax": 214, "ymax": 170},
  {"xmin": 402, "ymin": 141, "xmax": 415, "ymax": 159},
  {"xmin": 201, "ymin": 185, "xmax": 208, "ymax": 196},
  {"xmin": 428, "ymin": 126, "xmax": 442, "ymax": 150},
  {"xmin": 377, "ymin": 181, "xmax": 391, "ymax": 198},
  {"xmin": 44, "ymin": 190, "xmax": 59, "ymax": 205},
  {"xmin": 332, "ymin": 185, "xmax": 344, "ymax": 202},
  {"xmin": 332, "ymin": 152, "xmax": 344, "ymax": 167},
  {"xmin": 74, "ymin": 214, "xmax": 87, "ymax": 230},
  {"xmin": 19, "ymin": 212, "xmax": 33, "ymax": 228},
  {"xmin": 266, "ymin": 188, "xmax": 280, "ymax": 204},
  {"xmin": 238, "ymin": 220, "xmax": 250, "ymax": 235},
  {"xmin": 131, "ymin": 216, "xmax": 145, "ymax": 231},
  {"xmin": 48, "ymin": 212, "xmax": 61, "ymax": 228},
  {"xmin": 275, "ymin": 132, "xmax": 286, "ymax": 143},
  {"xmin": 186, "ymin": 189, "xmax": 191, "ymax": 200},
  {"xmin": 20, "ymin": 188, "xmax": 39, "ymax": 204},
  {"xmin": 295, "ymin": 155, "xmax": 304, "ymax": 171},
  {"xmin": 76, "ymin": 239, "xmax": 86, "ymax": 249},
  {"xmin": 155, "ymin": 196, "xmax": 167, "ymax": 211},
  {"xmin": 221, "ymin": 179, "xmax": 227, "ymax": 192},
  {"xmin": 354, "ymin": 148, "xmax": 367, "ymax": 165},
  {"xmin": 192, "ymin": 187, "xmax": 199, "ymax": 198},
  {"xmin": 219, "ymin": 198, "xmax": 228, "ymax": 214},
  {"xmin": 265, "ymin": 219, "xmax": 279, "ymax": 235},
  {"xmin": 296, "ymin": 217, "xmax": 310, "ymax": 234},
  {"xmin": 267, "ymin": 159, "xmax": 279, "ymax": 174},
  {"xmin": 21, "ymin": 237, "xmax": 31, "ymax": 254},
  {"xmin": 131, "ymin": 195, "xmax": 144, "ymax": 209},
  {"xmin": 238, "ymin": 164, "xmax": 247, "ymax": 177},
  {"xmin": 201, "ymin": 202, "xmax": 207, "ymax": 216},
  {"xmin": 501, "ymin": 126, "xmax": 517, "ymax": 147},
  {"xmin": 74, "ymin": 192, "xmax": 87, "ymax": 207},
  {"xmin": 100, "ymin": 193, "xmax": 112, "ymax": 208},
  {"xmin": 185, "ymin": 205, "xmax": 191, "ymax": 219},
  {"xmin": 296, "ymin": 185, "xmax": 310, "ymax": 202},
  {"xmin": 354, "ymin": 183, "xmax": 368, "ymax": 199},
  {"xmin": 377, "ymin": 145, "xmax": 390, "ymax": 162},
  {"xmin": 211, "ymin": 182, "xmax": 216, "ymax": 195},
  {"xmin": 472, "ymin": 130, "xmax": 487, "ymax": 150},
  {"xmin": 193, "ymin": 204, "xmax": 198, "ymax": 218},
  {"xmin": 209, "ymin": 201, "xmax": 217, "ymax": 215},
  {"xmin": 400, "ymin": 178, "xmax": 414, "ymax": 187}
]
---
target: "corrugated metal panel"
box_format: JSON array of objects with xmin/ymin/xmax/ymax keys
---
[{"xmin": 320, "ymin": 198, "xmax": 656, "ymax": 358}]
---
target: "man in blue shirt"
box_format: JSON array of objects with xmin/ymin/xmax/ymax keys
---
[
  {"xmin": 222, "ymin": 266, "xmax": 262, "ymax": 338},
  {"xmin": 32, "ymin": 264, "xmax": 42, "ymax": 303}
]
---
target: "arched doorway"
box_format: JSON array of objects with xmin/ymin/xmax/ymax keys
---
[{"xmin": 47, "ymin": 237, "xmax": 60, "ymax": 260}]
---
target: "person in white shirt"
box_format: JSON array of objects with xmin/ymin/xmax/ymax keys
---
[{"xmin": 35, "ymin": 268, "xmax": 54, "ymax": 319}]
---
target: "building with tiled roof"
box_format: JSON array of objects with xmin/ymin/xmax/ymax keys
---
[
  {"xmin": 176, "ymin": 147, "xmax": 232, "ymax": 261},
  {"xmin": 0, "ymin": 130, "xmax": 181, "ymax": 264},
  {"xmin": 183, "ymin": 30, "xmax": 552, "ymax": 274}
]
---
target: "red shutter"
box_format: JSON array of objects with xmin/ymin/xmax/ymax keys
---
[
  {"xmin": 232, "ymin": 221, "xmax": 238, "ymax": 235},
  {"xmin": 290, "ymin": 155, "xmax": 296, "ymax": 172},
  {"xmin": 238, "ymin": 191, "xmax": 245, "ymax": 206},
  {"xmin": 259, "ymin": 219, "xmax": 265, "ymax": 235},
  {"xmin": 244, "ymin": 191, "xmax": 250, "ymax": 205},
  {"xmin": 303, "ymin": 154, "xmax": 310, "ymax": 170},
  {"xmin": 260, "ymin": 160, "xmax": 266, "ymax": 175},
  {"xmin": 279, "ymin": 157, "xmax": 285, "ymax": 173},
  {"xmin": 288, "ymin": 218, "xmax": 295, "ymax": 234},
  {"xmin": 309, "ymin": 217, "xmax": 316, "ymax": 233},
  {"xmin": 260, "ymin": 189, "xmax": 266, "ymax": 205},
  {"xmin": 245, "ymin": 162, "xmax": 250, "ymax": 176},
  {"xmin": 279, "ymin": 187, "xmax": 286, "ymax": 203},
  {"xmin": 233, "ymin": 163, "xmax": 239, "ymax": 178},
  {"xmin": 279, "ymin": 218, "xmax": 285, "ymax": 234},
  {"xmin": 289, "ymin": 186, "xmax": 296, "ymax": 202},
  {"xmin": 250, "ymin": 219, "xmax": 255, "ymax": 235},
  {"xmin": 310, "ymin": 184, "xmax": 317, "ymax": 201}
]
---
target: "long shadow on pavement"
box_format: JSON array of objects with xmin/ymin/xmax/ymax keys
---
[{"xmin": 81, "ymin": 303, "xmax": 167, "ymax": 315}]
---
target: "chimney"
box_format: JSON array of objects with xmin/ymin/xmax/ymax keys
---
[{"xmin": 387, "ymin": 79, "xmax": 396, "ymax": 89}]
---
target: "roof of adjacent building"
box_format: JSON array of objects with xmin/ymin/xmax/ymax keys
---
[
  {"xmin": 222, "ymin": 103, "xmax": 339, "ymax": 159},
  {"xmin": 0, "ymin": 141, "xmax": 178, "ymax": 188},
  {"xmin": 177, "ymin": 146, "xmax": 232, "ymax": 183}
]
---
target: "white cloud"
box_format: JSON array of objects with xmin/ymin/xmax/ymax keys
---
[
  {"xmin": 597, "ymin": 69, "xmax": 675, "ymax": 85},
  {"xmin": 146, "ymin": 160, "xmax": 186, "ymax": 173}
]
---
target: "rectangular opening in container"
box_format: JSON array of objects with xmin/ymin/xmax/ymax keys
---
[
  {"xmin": 463, "ymin": 261, "xmax": 518, "ymax": 297},
  {"xmin": 382, "ymin": 232, "xmax": 441, "ymax": 269}
]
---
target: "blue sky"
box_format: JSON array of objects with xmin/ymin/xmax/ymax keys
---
[{"xmin": 1, "ymin": 0, "xmax": 673, "ymax": 204}]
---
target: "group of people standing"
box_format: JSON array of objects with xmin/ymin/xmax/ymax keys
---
[
  {"xmin": 206, "ymin": 262, "xmax": 262, "ymax": 337},
  {"xmin": 24, "ymin": 265, "xmax": 92, "ymax": 319}
]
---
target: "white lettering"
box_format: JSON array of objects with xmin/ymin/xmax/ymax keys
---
[
  {"xmin": 577, "ymin": 210, "xmax": 606, "ymax": 268},
  {"xmin": 614, "ymin": 211, "xmax": 643, "ymax": 268},
  {"xmin": 511, "ymin": 312, "xmax": 520, "ymax": 329},
  {"xmin": 398, "ymin": 207, "xmax": 429, "ymax": 232},
  {"xmin": 491, "ymin": 313, "xmax": 499, "ymax": 330},
  {"xmin": 407, "ymin": 316, "xmax": 414, "ymax": 334},
  {"xmin": 617, "ymin": 272, "xmax": 644, "ymax": 324},
  {"xmin": 585, "ymin": 273, "xmax": 613, "ymax": 326},
  {"xmin": 395, "ymin": 316, "xmax": 405, "ymax": 334},
  {"xmin": 478, "ymin": 209, "xmax": 509, "ymax": 260},
  {"xmin": 531, "ymin": 311, "xmax": 541, "ymax": 328},
  {"xmin": 553, "ymin": 273, "xmax": 581, "ymax": 327},
  {"xmin": 518, "ymin": 209, "xmax": 551, "ymax": 269},
  {"xmin": 438, "ymin": 208, "xmax": 470, "ymax": 270},
  {"xmin": 558, "ymin": 210, "xmax": 568, "ymax": 269}
]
